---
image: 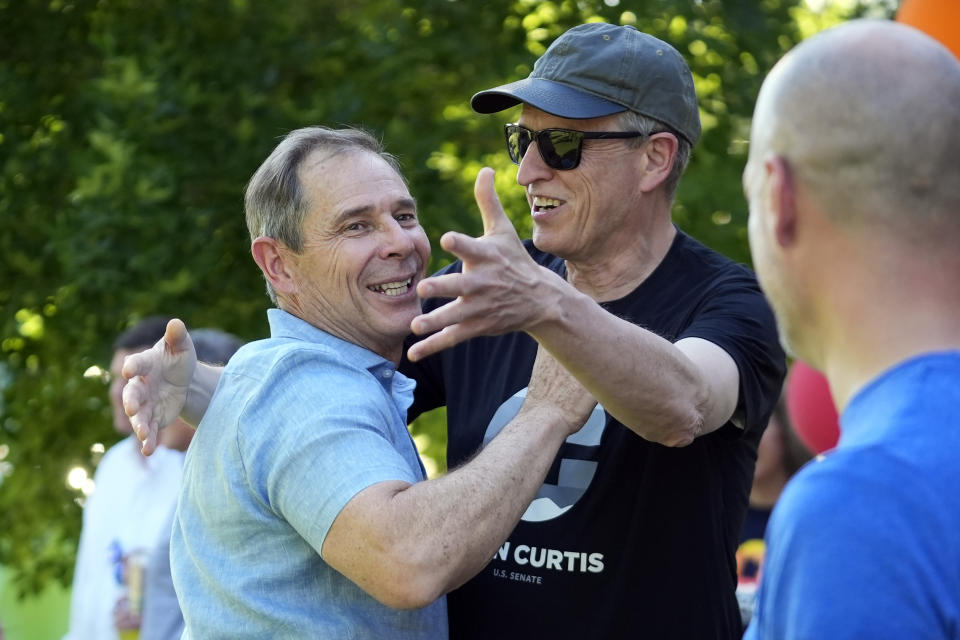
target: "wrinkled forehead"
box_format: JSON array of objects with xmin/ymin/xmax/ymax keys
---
[{"xmin": 301, "ymin": 149, "xmax": 412, "ymax": 222}]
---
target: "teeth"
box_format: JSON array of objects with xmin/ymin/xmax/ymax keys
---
[
  {"xmin": 533, "ymin": 196, "xmax": 562, "ymax": 209},
  {"xmin": 369, "ymin": 277, "xmax": 413, "ymax": 297}
]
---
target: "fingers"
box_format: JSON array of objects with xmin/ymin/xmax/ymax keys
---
[
  {"xmin": 410, "ymin": 297, "xmax": 457, "ymax": 336},
  {"xmin": 164, "ymin": 318, "xmax": 191, "ymax": 355},
  {"xmin": 416, "ymin": 271, "xmax": 471, "ymax": 302},
  {"xmin": 436, "ymin": 231, "xmax": 499, "ymax": 265},
  {"xmin": 410, "ymin": 295, "xmax": 490, "ymax": 337},
  {"xmin": 124, "ymin": 375, "xmax": 158, "ymax": 455},
  {"xmin": 132, "ymin": 413, "xmax": 158, "ymax": 456},
  {"xmin": 139, "ymin": 429, "xmax": 158, "ymax": 456},
  {"xmin": 131, "ymin": 405, "xmax": 158, "ymax": 455},
  {"xmin": 474, "ymin": 167, "xmax": 512, "ymax": 236},
  {"xmin": 122, "ymin": 378, "xmax": 142, "ymax": 417},
  {"xmin": 121, "ymin": 350, "xmax": 153, "ymax": 382},
  {"xmin": 406, "ymin": 323, "xmax": 479, "ymax": 362}
]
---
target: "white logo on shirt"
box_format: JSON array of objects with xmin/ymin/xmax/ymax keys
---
[{"xmin": 483, "ymin": 388, "xmax": 607, "ymax": 522}]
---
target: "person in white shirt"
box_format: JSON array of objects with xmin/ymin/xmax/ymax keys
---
[{"xmin": 64, "ymin": 317, "xmax": 185, "ymax": 640}]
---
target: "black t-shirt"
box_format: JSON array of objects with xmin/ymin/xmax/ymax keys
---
[{"xmin": 401, "ymin": 231, "xmax": 785, "ymax": 639}]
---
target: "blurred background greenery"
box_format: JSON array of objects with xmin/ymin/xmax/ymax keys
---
[{"xmin": 1, "ymin": 0, "xmax": 894, "ymax": 636}]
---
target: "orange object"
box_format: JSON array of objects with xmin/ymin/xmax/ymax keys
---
[{"xmin": 897, "ymin": 0, "xmax": 960, "ymax": 60}]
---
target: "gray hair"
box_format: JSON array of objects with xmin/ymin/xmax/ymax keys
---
[
  {"xmin": 615, "ymin": 110, "xmax": 692, "ymax": 202},
  {"xmin": 244, "ymin": 126, "xmax": 404, "ymax": 303}
]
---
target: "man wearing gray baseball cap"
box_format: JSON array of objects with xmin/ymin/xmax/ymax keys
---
[
  {"xmin": 470, "ymin": 23, "xmax": 701, "ymax": 146},
  {"xmin": 405, "ymin": 22, "xmax": 784, "ymax": 638}
]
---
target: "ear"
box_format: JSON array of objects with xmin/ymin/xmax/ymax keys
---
[
  {"xmin": 638, "ymin": 132, "xmax": 678, "ymax": 193},
  {"xmin": 766, "ymin": 155, "xmax": 798, "ymax": 248},
  {"xmin": 251, "ymin": 236, "xmax": 297, "ymax": 296}
]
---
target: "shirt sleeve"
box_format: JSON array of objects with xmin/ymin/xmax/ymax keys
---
[
  {"xmin": 678, "ymin": 267, "xmax": 786, "ymax": 433},
  {"xmin": 238, "ymin": 350, "xmax": 423, "ymax": 556}
]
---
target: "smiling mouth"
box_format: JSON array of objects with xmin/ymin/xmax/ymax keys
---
[
  {"xmin": 532, "ymin": 195, "xmax": 563, "ymax": 213},
  {"xmin": 368, "ymin": 276, "xmax": 413, "ymax": 297}
]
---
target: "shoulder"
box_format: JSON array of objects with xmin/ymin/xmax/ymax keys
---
[
  {"xmin": 678, "ymin": 233, "xmax": 762, "ymax": 292},
  {"xmin": 227, "ymin": 337, "xmax": 385, "ymax": 401},
  {"xmin": 618, "ymin": 231, "xmax": 765, "ymax": 315},
  {"xmin": 254, "ymin": 340, "xmax": 394, "ymax": 424},
  {"xmin": 663, "ymin": 234, "xmax": 778, "ymax": 348},
  {"xmin": 768, "ymin": 449, "xmax": 934, "ymax": 562},
  {"xmin": 209, "ymin": 338, "xmax": 396, "ymax": 455},
  {"xmin": 774, "ymin": 454, "xmax": 881, "ymax": 526},
  {"xmin": 757, "ymin": 450, "xmax": 956, "ymax": 638}
]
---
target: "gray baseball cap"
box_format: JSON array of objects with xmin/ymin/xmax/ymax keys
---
[{"xmin": 471, "ymin": 23, "xmax": 701, "ymax": 146}]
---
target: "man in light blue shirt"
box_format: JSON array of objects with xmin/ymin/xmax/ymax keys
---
[{"xmin": 165, "ymin": 126, "xmax": 596, "ymax": 637}]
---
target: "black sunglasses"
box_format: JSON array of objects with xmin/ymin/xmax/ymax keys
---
[{"xmin": 504, "ymin": 123, "xmax": 647, "ymax": 171}]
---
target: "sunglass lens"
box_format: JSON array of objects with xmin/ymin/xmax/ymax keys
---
[
  {"xmin": 505, "ymin": 126, "xmax": 584, "ymax": 170},
  {"xmin": 541, "ymin": 130, "xmax": 583, "ymax": 170},
  {"xmin": 506, "ymin": 125, "xmax": 531, "ymax": 165}
]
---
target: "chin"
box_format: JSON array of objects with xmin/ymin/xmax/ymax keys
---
[
  {"xmin": 380, "ymin": 313, "xmax": 418, "ymax": 342},
  {"xmin": 531, "ymin": 228, "xmax": 563, "ymax": 256}
]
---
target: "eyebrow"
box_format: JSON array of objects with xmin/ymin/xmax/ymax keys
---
[{"xmin": 331, "ymin": 197, "xmax": 418, "ymax": 227}]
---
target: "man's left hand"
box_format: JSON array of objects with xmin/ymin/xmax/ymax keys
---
[{"xmin": 407, "ymin": 167, "xmax": 562, "ymax": 361}]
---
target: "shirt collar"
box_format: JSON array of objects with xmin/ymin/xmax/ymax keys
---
[{"xmin": 266, "ymin": 308, "xmax": 410, "ymax": 396}]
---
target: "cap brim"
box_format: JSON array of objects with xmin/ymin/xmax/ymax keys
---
[{"xmin": 471, "ymin": 77, "xmax": 626, "ymax": 119}]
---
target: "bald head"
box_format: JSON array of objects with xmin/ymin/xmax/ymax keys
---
[{"xmin": 751, "ymin": 20, "xmax": 960, "ymax": 242}]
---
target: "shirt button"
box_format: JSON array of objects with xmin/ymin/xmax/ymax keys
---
[{"xmin": 382, "ymin": 369, "xmax": 393, "ymax": 378}]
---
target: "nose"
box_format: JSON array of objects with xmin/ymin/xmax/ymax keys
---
[
  {"xmin": 516, "ymin": 137, "xmax": 553, "ymax": 187},
  {"xmin": 378, "ymin": 217, "xmax": 416, "ymax": 259}
]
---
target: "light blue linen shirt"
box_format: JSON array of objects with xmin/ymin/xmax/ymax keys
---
[{"xmin": 171, "ymin": 308, "xmax": 448, "ymax": 639}]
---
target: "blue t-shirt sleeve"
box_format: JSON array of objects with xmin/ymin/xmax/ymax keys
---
[
  {"xmin": 238, "ymin": 350, "xmax": 422, "ymax": 556},
  {"xmin": 749, "ymin": 456, "xmax": 946, "ymax": 639}
]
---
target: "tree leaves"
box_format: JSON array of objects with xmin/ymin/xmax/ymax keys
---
[{"xmin": 0, "ymin": 0, "xmax": 884, "ymax": 595}]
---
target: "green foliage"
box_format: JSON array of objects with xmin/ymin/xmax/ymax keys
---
[{"xmin": 0, "ymin": 0, "xmax": 888, "ymax": 596}]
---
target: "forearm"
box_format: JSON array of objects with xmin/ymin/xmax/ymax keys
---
[
  {"xmin": 529, "ymin": 282, "xmax": 717, "ymax": 446},
  {"xmin": 182, "ymin": 362, "xmax": 223, "ymax": 427},
  {"xmin": 408, "ymin": 404, "xmax": 569, "ymax": 588},
  {"xmin": 330, "ymin": 403, "xmax": 571, "ymax": 608}
]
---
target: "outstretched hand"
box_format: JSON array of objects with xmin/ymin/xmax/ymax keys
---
[
  {"xmin": 122, "ymin": 319, "xmax": 196, "ymax": 455},
  {"xmin": 407, "ymin": 167, "xmax": 560, "ymax": 361}
]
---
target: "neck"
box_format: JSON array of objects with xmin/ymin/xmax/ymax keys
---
[
  {"xmin": 806, "ymin": 248, "xmax": 960, "ymax": 411},
  {"xmin": 278, "ymin": 300, "xmax": 402, "ymax": 365},
  {"xmin": 565, "ymin": 222, "xmax": 676, "ymax": 302},
  {"xmin": 819, "ymin": 310, "xmax": 960, "ymax": 413}
]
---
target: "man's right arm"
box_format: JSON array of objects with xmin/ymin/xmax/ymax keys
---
[
  {"xmin": 122, "ymin": 319, "xmax": 221, "ymax": 454},
  {"xmin": 321, "ymin": 346, "xmax": 596, "ymax": 609}
]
